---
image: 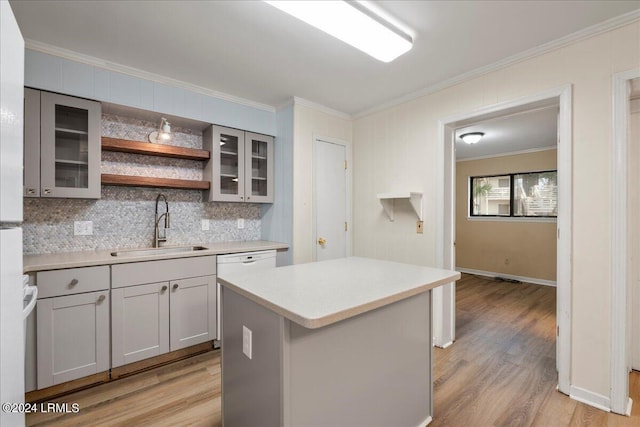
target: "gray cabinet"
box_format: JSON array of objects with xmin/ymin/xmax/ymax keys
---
[
  {"xmin": 36, "ymin": 266, "xmax": 110, "ymax": 389},
  {"xmin": 169, "ymin": 276, "xmax": 216, "ymax": 350},
  {"xmin": 111, "ymin": 282, "xmax": 169, "ymax": 368},
  {"xmin": 111, "ymin": 256, "xmax": 217, "ymax": 367},
  {"xmin": 24, "ymin": 88, "xmax": 101, "ymax": 198},
  {"xmin": 204, "ymin": 125, "xmax": 274, "ymax": 203}
]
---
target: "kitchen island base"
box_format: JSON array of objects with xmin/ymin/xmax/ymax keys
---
[{"xmin": 222, "ymin": 287, "xmax": 433, "ymax": 427}]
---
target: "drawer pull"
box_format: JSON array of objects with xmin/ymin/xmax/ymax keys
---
[
  {"xmin": 173, "ymin": 284, "xmax": 179, "ymax": 290},
  {"xmin": 69, "ymin": 279, "xmax": 79, "ymax": 287},
  {"xmin": 161, "ymin": 285, "xmax": 168, "ymax": 292},
  {"xmin": 97, "ymin": 295, "xmax": 106, "ymax": 302}
]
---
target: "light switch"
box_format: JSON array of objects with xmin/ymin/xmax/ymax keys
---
[
  {"xmin": 237, "ymin": 218, "xmax": 245, "ymax": 229},
  {"xmin": 243, "ymin": 325, "xmax": 252, "ymax": 359},
  {"xmin": 201, "ymin": 219, "xmax": 210, "ymax": 231}
]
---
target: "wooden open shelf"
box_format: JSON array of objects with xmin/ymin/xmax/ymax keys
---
[
  {"xmin": 102, "ymin": 174, "xmax": 210, "ymax": 190},
  {"xmin": 102, "ymin": 137, "xmax": 210, "ymax": 161}
]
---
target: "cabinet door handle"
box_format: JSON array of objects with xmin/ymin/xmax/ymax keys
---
[
  {"xmin": 69, "ymin": 279, "xmax": 79, "ymax": 287},
  {"xmin": 26, "ymin": 188, "xmax": 36, "ymax": 195},
  {"xmin": 42, "ymin": 188, "xmax": 51, "ymax": 195},
  {"xmin": 173, "ymin": 283, "xmax": 179, "ymax": 290},
  {"xmin": 161, "ymin": 285, "xmax": 168, "ymax": 292},
  {"xmin": 97, "ymin": 295, "xmax": 106, "ymax": 302}
]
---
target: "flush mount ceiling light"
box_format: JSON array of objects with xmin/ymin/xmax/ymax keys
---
[
  {"xmin": 264, "ymin": 0, "xmax": 413, "ymax": 63},
  {"xmin": 460, "ymin": 132, "xmax": 484, "ymax": 145},
  {"xmin": 148, "ymin": 117, "xmax": 171, "ymax": 144}
]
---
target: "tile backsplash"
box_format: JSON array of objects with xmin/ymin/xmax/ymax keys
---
[{"xmin": 23, "ymin": 114, "xmax": 261, "ymax": 254}]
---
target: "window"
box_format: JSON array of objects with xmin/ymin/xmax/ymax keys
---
[{"xmin": 470, "ymin": 170, "xmax": 557, "ymax": 218}]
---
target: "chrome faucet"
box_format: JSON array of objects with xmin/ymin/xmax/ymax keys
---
[{"xmin": 154, "ymin": 193, "xmax": 170, "ymax": 248}]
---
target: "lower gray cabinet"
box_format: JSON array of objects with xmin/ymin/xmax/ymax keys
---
[
  {"xmin": 170, "ymin": 276, "xmax": 216, "ymax": 351},
  {"xmin": 111, "ymin": 275, "xmax": 216, "ymax": 368},
  {"xmin": 36, "ymin": 290, "xmax": 110, "ymax": 389},
  {"xmin": 111, "ymin": 282, "xmax": 169, "ymax": 368},
  {"xmin": 111, "ymin": 256, "xmax": 217, "ymax": 367}
]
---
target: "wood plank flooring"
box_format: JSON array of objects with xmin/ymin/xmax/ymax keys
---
[{"xmin": 26, "ymin": 273, "xmax": 640, "ymax": 426}]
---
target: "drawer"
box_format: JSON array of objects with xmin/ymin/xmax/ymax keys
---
[
  {"xmin": 111, "ymin": 255, "xmax": 216, "ymax": 288},
  {"xmin": 36, "ymin": 266, "xmax": 110, "ymax": 298}
]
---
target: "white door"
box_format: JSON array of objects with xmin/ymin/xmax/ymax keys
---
[{"xmin": 314, "ymin": 139, "xmax": 349, "ymax": 261}]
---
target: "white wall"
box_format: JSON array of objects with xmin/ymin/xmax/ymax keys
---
[
  {"xmin": 353, "ymin": 21, "xmax": 640, "ymax": 399},
  {"xmin": 292, "ymin": 100, "xmax": 352, "ymax": 264}
]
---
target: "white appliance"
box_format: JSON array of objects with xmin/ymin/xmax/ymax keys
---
[
  {"xmin": 0, "ymin": 1, "xmax": 26, "ymax": 426},
  {"xmin": 216, "ymin": 250, "xmax": 277, "ymax": 340}
]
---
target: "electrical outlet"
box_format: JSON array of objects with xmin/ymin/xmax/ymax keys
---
[
  {"xmin": 74, "ymin": 221, "xmax": 93, "ymax": 236},
  {"xmin": 416, "ymin": 220, "xmax": 424, "ymax": 234},
  {"xmin": 237, "ymin": 218, "xmax": 245, "ymax": 229},
  {"xmin": 201, "ymin": 219, "xmax": 210, "ymax": 231},
  {"xmin": 242, "ymin": 325, "xmax": 252, "ymax": 359}
]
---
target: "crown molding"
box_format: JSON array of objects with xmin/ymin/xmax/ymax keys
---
[
  {"xmin": 25, "ymin": 39, "xmax": 276, "ymax": 113},
  {"xmin": 354, "ymin": 10, "xmax": 640, "ymax": 119},
  {"xmin": 456, "ymin": 145, "xmax": 557, "ymax": 162},
  {"xmin": 293, "ymin": 96, "xmax": 352, "ymax": 120}
]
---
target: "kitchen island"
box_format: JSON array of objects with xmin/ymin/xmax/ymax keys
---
[{"xmin": 218, "ymin": 257, "xmax": 460, "ymax": 427}]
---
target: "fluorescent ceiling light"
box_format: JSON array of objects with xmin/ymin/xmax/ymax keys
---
[{"xmin": 265, "ymin": 1, "xmax": 412, "ymax": 63}]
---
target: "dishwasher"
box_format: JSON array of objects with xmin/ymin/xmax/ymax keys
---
[{"xmin": 216, "ymin": 250, "xmax": 277, "ymax": 342}]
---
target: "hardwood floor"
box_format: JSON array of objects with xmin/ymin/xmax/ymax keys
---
[{"xmin": 26, "ymin": 273, "xmax": 640, "ymax": 426}]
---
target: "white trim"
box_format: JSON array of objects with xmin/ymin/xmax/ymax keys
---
[
  {"xmin": 25, "ymin": 39, "xmax": 276, "ymax": 113},
  {"xmin": 570, "ymin": 385, "xmax": 611, "ymax": 412},
  {"xmin": 311, "ymin": 134, "xmax": 353, "ymax": 262},
  {"xmin": 355, "ymin": 10, "xmax": 640, "ymax": 119},
  {"xmin": 611, "ymin": 68, "xmax": 640, "ymax": 415},
  {"xmin": 627, "ymin": 398, "xmax": 634, "ymax": 417},
  {"xmin": 438, "ymin": 84, "xmax": 572, "ymax": 395},
  {"xmin": 293, "ymin": 97, "xmax": 351, "ymax": 120},
  {"xmin": 456, "ymin": 268, "xmax": 557, "ymax": 287},
  {"xmin": 438, "ymin": 341, "xmax": 454, "ymax": 349},
  {"xmin": 421, "ymin": 416, "xmax": 433, "ymax": 427},
  {"xmin": 456, "ymin": 145, "xmax": 557, "ymax": 162},
  {"xmin": 466, "ymin": 216, "xmax": 557, "ymax": 223}
]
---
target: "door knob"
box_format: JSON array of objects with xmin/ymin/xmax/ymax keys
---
[{"xmin": 318, "ymin": 237, "xmax": 326, "ymax": 245}]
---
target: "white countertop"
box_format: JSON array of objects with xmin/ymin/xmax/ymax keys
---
[
  {"xmin": 218, "ymin": 257, "xmax": 460, "ymax": 329},
  {"xmin": 23, "ymin": 240, "xmax": 288, "ymax": 273}
]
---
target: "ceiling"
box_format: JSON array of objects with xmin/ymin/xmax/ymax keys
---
[
  {"xmin": 454, "ymin": 105, "xmax": 558, "ymax": 160},
  {"xmin": 9, "ymin": 1, "xmax": 640, "ymax": 116}
]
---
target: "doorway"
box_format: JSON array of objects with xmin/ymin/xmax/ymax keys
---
[
  {"xmin": 611, "ymin": 71, "xmax": 640, "ymax": 415},
  {"xmin": 313, "ymin": 136, "xmax": 352, "ymax": 261},
  {"xmin": 437, "ymin": 86, "xmax": 572, "ymax": 395}
]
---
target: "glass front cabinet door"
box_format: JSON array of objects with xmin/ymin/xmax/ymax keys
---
[
  {"xmin": 205, "ymin": 125, "xmax": 274, "ymax": 203},
  {"xmin": 38, "ymin": 91, "xmax": 101, "ymax": 198}
]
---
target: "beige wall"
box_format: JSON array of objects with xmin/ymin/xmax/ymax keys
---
[
  {"xmin": 352, "ymin": 22, "xmax": 640, "ymax": 398},
  {"xmin": 292, "ymin": 101, "xmax": 352, "ymax": 264},
  {"xmin": 455, "ymin": 150, "xmax": 557, "ymax": 281}
]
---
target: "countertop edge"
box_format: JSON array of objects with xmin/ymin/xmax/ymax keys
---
[
  {"xmin": 23, "ymin": 241, "xmax": 289, "ymax": 273},
  {"xmin": 219, "ymin": 270, "xmax": 460, "ymax": 329}
]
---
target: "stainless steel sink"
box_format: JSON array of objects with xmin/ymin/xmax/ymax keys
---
[{"xmin": 110, "ymin": 246, "xmax": 208, "ymax": 257}]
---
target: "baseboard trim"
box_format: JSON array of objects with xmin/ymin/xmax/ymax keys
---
[
  {"xmin": 626, "ymin": 398, "xmax": 633, "ymax": 416},
  {"xmin": 420, "ymin": 415, "xmax": 433, "ymax": 426},
  {"xmin": 435, "ymin": 340, "xmax": 453, "ymax": 349},
  {"xmin": 456, "ymin": 268, "xmax": 557, "ymax": 287},
  {"xmin": 569, "ymin": 385, "xmax": 611, "ymax": 412}
]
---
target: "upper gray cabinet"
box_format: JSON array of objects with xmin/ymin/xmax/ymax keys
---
[
  {"xmin": 204, "ymin": 125, "xmax": 274, "ymax": 203},
  {"xmin": 24, "ymin": 88, "xmax": 101, "ymax": 199}
]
